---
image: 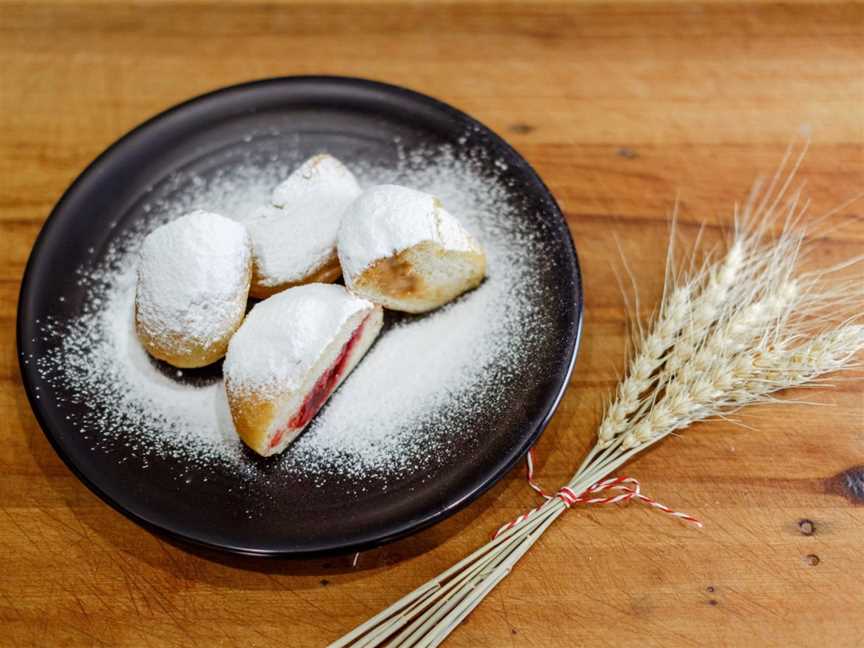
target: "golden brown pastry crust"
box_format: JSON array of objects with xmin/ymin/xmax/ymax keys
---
[
  {"xmin": 356, "ymin": 250, "xmax": 427, "ymax": 300},
  {"xmin": 351, "ymin": 242, "xmax": 486, "ymax": 314},
  {"xmin": 225, "ymin": 389, "xmax": 277, "ymax": 455},
  {"xmin": 135, "ymin": 314, "xmax": 236, "ymax": 368},
  {"xmin": 249, "ymin": 253, "xmax": 342, "ymax": 299}
]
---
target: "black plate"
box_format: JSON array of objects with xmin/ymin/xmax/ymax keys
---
[{"xmin": 17, "ymin": 77, "xmax": 582, "ymax": 557}]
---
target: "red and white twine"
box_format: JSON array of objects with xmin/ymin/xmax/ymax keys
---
[{"xmin": 494, "ymin": 449, "xmax": 702, "ymax": 538}]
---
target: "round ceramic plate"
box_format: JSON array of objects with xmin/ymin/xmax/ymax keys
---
[{"xmin": 17, "ymin": 77, "xmax": 582, "ymax": 557}]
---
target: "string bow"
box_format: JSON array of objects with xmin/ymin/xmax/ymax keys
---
[{"xmin": 495, "ymin": 449, "xmax": 702, "ymax": 538}]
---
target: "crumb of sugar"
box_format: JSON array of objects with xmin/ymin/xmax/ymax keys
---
[{"xmin": 36, "ymin": 142, "xmax": 552, "ymax": 483}]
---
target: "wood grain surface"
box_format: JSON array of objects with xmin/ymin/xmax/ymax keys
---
[{"xmin": 2, "ymin": 2, "xmax": 863, "ymax": 646}]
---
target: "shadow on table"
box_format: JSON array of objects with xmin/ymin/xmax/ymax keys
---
[{"xmin": 13, "ymin": 374, "xmax": 502, "ymax": 589}]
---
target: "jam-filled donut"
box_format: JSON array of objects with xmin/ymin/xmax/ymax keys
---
[
  {"xmin": 337, "ymin": 184, "xmax": 486, "ymax": 313},
  {"xmin": 223, "ymin": 284, "xmax": 383, "ymax": 456},
  {"xmin": 135, "ymin": 209, "xmax": 252, "ymax": 368}
]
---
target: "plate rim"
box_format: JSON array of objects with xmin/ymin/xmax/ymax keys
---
[{"xmin": 17, "ymin": 75, "xmax": 584, "ymax": 558}]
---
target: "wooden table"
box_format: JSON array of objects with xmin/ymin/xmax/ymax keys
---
[{"xmin": 2, "ymin": 2, "xmax": 862, "ymax": 646}]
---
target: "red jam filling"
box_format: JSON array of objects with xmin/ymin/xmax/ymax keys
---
[{"xmin": 268, "ymin": 316, "xmax": 369, "ymax": 449}]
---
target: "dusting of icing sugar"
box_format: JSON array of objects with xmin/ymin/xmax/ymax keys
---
[
  {"xmin": 39, "ymin": 264, "xmax": 244, "ymax": 466},
  {"xmin": 35, "ymin": 141, "xmax": 556, "ymax": 483},
  {"xmin": 337, "ymin": 184, "xmax": 480, "ymax": 284},
  {"xmin": 224, "ymin": 284, "xmax": 373, "ymax": 397},
  {"xmin": 135, "ymin": 210, "xmax": 251, "ymax": 355},
  {"xmin": 247, "ymin": 154, "xmax": 360, "ymax": 287}
]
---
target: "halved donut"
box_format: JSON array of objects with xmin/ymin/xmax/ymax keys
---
[{"xmin": 223, "ymin": 284, "xmax": 383, "ymax": 456}]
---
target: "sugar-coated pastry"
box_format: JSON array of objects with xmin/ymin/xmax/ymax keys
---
[
  {"xmin": 337, "ymin": 185, "xmax": 486, "ymax": 313},
  {"xmin": 135, "ymin": 210, "xmax": 253, "ymax": 368},
  {"xmin": 246, "ymin": 154, "xmax": 361, "ymax": 298},
  {"xmin": 224, "ymin": 284, "xmax": 383, "ymax": 456}
]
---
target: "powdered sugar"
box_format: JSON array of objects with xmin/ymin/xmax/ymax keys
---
[
  {"xmin": 39, "ymin": 266, "xmax": 242, "ymax": 465},
  {"xmin": 337, "ymin": 184, "xmax": 480, "ymax": 283},
  {"xmin": 224, "ymin": 284, "xmax": 374, "ymax": 397},
  {"xmin": 35, "ymin": 140, "xmax": 556, "ymax": 483},
  {"xmin": 135, "ymin": 209, "xmax": 251, "ymax": 361}
]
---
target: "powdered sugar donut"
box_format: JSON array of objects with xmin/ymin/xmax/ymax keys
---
[
  {"xmin": 246, "ymin": 154, "xmax": 361, "ymax": 298},
  {"xmin": 135, "ymin": 210, "xmax": 252, "ymax": 368},
  {"xmin": 337, "ymin": 185, "xmax": 486, "ymax": 313},
  {"xmin": 224, "ymin": 284, "xmax": 383, "ymax": 456}
]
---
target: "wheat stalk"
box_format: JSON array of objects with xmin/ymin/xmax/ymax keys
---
[{"xmin": 329, "ymin": 149, "xmax": 864, "ymax": 648}]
